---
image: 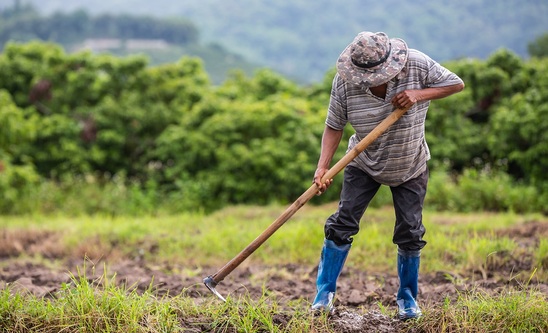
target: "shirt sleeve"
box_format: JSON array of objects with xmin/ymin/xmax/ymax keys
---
[
  {"xmin": 420, "ymin": 51, "xmax": 464, "ymax": 88},
  {"xmin": 325, "ymin": 73, "xmax": 348, "ymax": 131}
]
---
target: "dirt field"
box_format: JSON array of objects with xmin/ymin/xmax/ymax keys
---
[{"xmin": 1, "ymin": 221, "xmax": 548, "ymax": 332}]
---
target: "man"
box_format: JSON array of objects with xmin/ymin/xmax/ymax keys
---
[{"xmin": 311, "ymin": 31, "xmax": 464, "ymax": 320}]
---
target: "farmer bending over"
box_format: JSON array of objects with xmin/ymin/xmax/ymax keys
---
[{"xmin": 311, "ymin": 31, "xmax": 465, "ymax": 320}]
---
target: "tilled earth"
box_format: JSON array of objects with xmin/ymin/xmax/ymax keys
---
[{"xmin": 1, "ymin": 220, "xmax": 548, "ymax": 332}]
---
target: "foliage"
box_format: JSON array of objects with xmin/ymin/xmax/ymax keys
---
[
  {"xmin": 426, "ymin": 50, "xmax": 548, "ymax": 194},
  {"xmin": 487, "ymin": 58, "xmax": 548, "ymax": 185},
  {"xmin": 0, "ymin": 3, "xmax": 258, "ymax": 85},
  {"xmin": 18, "ymin": 0, "xmax": 547, "ymax": 84},
  {"xmin": 0, "ymin": 4, "xmax": 198, "ymax": 47},
  {"xmin": 2, "ymin": 0, "xmax": 546, "ymax": 84},
  {"xmin": 152, "ymin": 70, "xmax": 322, "ymax": 208},
  {"xmin": 426, "ymin": 167, "xmax": 543, "ymax": 214},
  {"xmin": 0, "ymin": 41, "xmax": 547, "ymax": 215},
  {"xmin": 528, "ymin": 32, "xmax": 548, "ymax": 58},
  {"xmin": 0, "ymin": 89, "xmax": 40, "ymax": 212}
]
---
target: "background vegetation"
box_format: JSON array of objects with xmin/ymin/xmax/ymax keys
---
[
  {"xmin": 0, "ymin": 1, "xmax": 547, "ymax": 216},
  {"xmin": 0, "ymin": 39, "xmax": 547, "ymax": 216},
  {"xmin": 10, "ymin": 0, "xmax": 548, "ymax": 83},
  {"xmin": 0, "ymin": 2, "xmax": 258, "ymax": 84},
  {"xmin": 1, "ymin": 2, "xmax": 547, "ymax": 332}
]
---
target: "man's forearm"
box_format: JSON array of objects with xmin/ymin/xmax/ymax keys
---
[
  {"xmin": 392, "ymin": 82, "xmax": 464, "ymax": 109},
  {"xmin": 317, "ymin": 126, "xmax": 344, "ymax": 169},
  {"xmin": 418, "ymin": 83, "xmax": 465, "ymax": 102}
]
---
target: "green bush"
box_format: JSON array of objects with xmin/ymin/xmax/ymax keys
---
[
  {"xmin": 426, "ymin": 167, "xmax": 542, "ymax": 213},
  {"xmin": 0, "ymin": 41, "xmax": 546, "ymax": 215}
]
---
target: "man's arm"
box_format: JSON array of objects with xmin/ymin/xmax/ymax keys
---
[
  {"xmin": 314, "ymin": 125, "xmax": 344, "ymax": 194},
  {"xmin": 391, "ymin": 83, "xmax": 465, "ymax": 109}
]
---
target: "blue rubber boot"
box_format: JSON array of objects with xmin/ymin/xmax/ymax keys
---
[
  {"xmin": 311, "ymin": 239, "xmax": 351, "ymax": 313},
  {"xmin": 396, "ymin": 249, "xmax": 422, "ymax": 320}
]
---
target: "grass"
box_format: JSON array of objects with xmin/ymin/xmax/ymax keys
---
[
  {"xmin": 1, "ymin": 205, "xmax": 544, "ymax": 274},
  {"xmin": 1, "ymin": 205, "xmax": 547, "ymax": 332},
  {"xmin": 416, "ymin": 287, "xmax": 548, "ymax": 333},
  {"xmin": 0, "ymin": 269, "xmax": 324, "ymax": 332},
  {"xmin": 536, "ymin": 238, "xmax": 548, "ymax": 269},
  {"xmin": 1, "ymin": 281, "xmax": 182, "ymax": 332},
  {"xmin": 1, "ymin": 271, "xmax": 547, "ymax": 332}
]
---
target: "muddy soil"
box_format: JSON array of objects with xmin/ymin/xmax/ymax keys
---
[{"xmin": 1, "ymin": 220, "xmax": 547, "ymax": 332}]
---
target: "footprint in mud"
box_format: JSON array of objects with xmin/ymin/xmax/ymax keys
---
[{"xmin": 328, "ymin": 308, "xmax": 402, "ymax": 333}]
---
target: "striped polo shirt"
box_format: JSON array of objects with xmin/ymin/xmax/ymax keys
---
[{"xmin": 326, "ymin": 49, "xmax": 464, "ymax": 186}]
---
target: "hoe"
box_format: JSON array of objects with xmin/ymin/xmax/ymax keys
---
[{"xmin": 203, "ymin": 107, "xmax": 408, "ymax": 302}]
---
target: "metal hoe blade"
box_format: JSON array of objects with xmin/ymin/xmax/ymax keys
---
[{"xmin": 203, "ymin": 276, "xmax": 226, "ymax": 302}]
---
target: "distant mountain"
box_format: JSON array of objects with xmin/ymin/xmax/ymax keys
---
[
  {"xmin": 12, "ymin": 0, "xmax": 548, "ymax": 83},
  {"xmin": 0, "ymin": 3, "xmax": 259, "ymax": 84}
]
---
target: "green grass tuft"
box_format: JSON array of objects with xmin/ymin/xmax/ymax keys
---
[{"xmin": 416, "ymin": 287, "xmax": 548, "ymax": 333}]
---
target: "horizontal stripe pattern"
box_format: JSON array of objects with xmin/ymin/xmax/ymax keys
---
[{"xmin": 326, "ymin": 49, "xmax": 464, "ymax": 186}]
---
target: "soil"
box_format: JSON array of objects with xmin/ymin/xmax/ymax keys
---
[{"xmin": 1, "ymin": 220, "xmax": 547, "ymax": 332}]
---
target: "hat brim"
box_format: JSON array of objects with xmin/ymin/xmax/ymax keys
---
[{"xmin": 337, "ymin": 38, "xmax": 408, "ymax": 88}]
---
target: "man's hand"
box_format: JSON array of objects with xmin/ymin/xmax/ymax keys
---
[
  {"xmin": 313, "ymin": 167, "xmax": 333, "ymax": 196},
  {"xmin": 391, "ymin": 90, "xmax": 422, "ymax": 109}
]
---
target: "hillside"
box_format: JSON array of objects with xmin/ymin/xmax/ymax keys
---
[
  {"xmin": 11, "ymin": 0, "xmax": 548, "ymax": 83},
  {"xmin": 0, "ymin": 3, "xmax": 260, "ymax": 84}
]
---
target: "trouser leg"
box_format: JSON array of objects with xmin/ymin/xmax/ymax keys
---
[
  {"xmin": 324, "ymin": 166, "xmax": 381, "ymax": 245},
  {"xmin": 390, "ymin": 167, "xmax": 428, "ymax": 251}
]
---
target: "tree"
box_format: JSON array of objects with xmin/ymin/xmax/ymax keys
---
[
  {"xmin": 487, "ymin": 57, "xmax": 548, "ymax": 184},
  {"xmin": 528, "ymin": 33, "xmax": 548, "ymax": 58},
  {"xmin": 0, "ymin": 89, "xmax": 40, "ymax": 212}
]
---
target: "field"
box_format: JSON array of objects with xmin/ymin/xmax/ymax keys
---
[{"xmin": 1, "ymin": 203, "xmax": 547, "ymax": 332}]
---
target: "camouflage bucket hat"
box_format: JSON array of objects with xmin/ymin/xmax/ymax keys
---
[{"xmin": 337, "ymin": 31, "xmax": 408, "ymax": 88}]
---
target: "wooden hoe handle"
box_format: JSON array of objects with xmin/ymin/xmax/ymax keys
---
[{"xmin": 203, "ymin": 107, "xmax": 408, "ymax": 300}]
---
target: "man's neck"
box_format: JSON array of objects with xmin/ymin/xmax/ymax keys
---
[{"xmin": 369, "ymin": 83, "xmax": 387, "ymax": 99}]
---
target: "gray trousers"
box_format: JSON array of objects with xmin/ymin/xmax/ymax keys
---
[{"xmin": 325, "ymin": 165, "xmax": 428, "ymax": 252}]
